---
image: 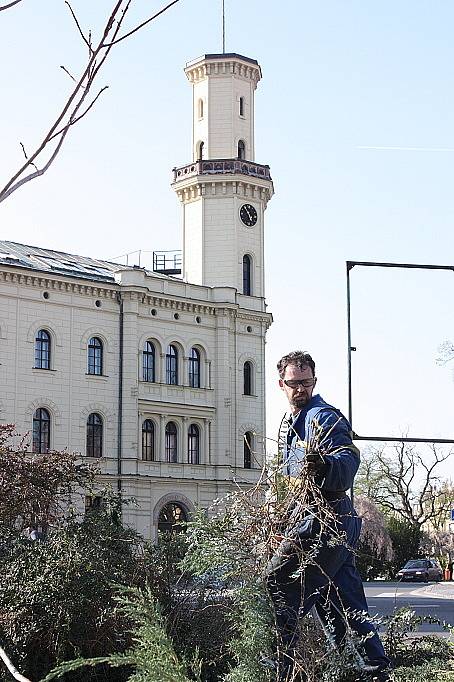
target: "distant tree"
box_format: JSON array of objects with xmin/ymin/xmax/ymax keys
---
[
  {"xmin": 386, "ymin": 517, "xmax": 423, "ymax": 578},
  {"xmin": 355, "ymin": 442, "xmax": 453, "ymax": 529},
  {"xmin": 436, "ymin": 340, "xmax": 454, "ymax": 367},
  {"xmin": 355, "ymin": 496, "xmax": 393, "ymax": 579},
  {"xmin": 421, "ymin": 529, "xmax": 454, "ymax": 569},
  {"xmin": 0, "ymin": 0, "xmax": 181, "ymax": 203}
]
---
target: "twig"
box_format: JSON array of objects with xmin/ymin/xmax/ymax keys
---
[
  {"xmin": 0, "ymin": 0, "xmax": 23, "ymax": 10},
  {"xmin": 60, "ymin": 65, "xmax": 78, "ymax": 83},
  {"xmin": 65, "ymin": 1, "xmax": 92, "ymax": 53},
  {"xmin": 105, "ymin": 0, "xmax": 181, "ymax": 46},
  {"xmin": 48, "ymin": 87, "xmax": 109, "ymax": 141},
  {"xmin": 0, "ymin": 645, "xmax": 32, "ymax": 682}
]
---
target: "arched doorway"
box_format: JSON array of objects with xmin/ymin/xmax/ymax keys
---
[{"xmin": 157, "ymin": 502, "xmax": 188, "ymax": 533}]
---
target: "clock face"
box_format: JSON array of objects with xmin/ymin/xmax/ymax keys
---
[{"xmin": 239, "ymin": 203, "xmax": 258, "ymax": 227}]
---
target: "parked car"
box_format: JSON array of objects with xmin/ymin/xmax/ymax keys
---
[{"xmin": 396, "ymin": 559, "xmax": 443, "ymax": 582}]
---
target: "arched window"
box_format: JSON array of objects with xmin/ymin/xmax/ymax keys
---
[
  {"xmin": 244, "ymin": 431, "xmax": 253, "ymax": 469},
  {"xmin": 166, "ymin": 345, "xmax": 178, "ymax": 385},
  {"xmin": 32, "ymin": 408, "xmax": 50, "ymax": 453},
  {"xmin": 198, "ymin": 98, "xmax": 204, "ymax": 118},
  {"xmin": 35, "ymin": 329, "xmax": 51, "ymax": 369},
  {"xmin": 188, "ymin": 347, "xmax": 201, "ymax": 388},
  {"xmin": 142, "ymin": 419, "xmax": 155, "ymax": 461},
  {"xmin": 143, "ymin": 341, "xmax": 155, "ymax": 382},
  {"xmin": 242, "ymin": 254, "xmax": 252, "ymax": 295},
  {"xmin": 158, "ymin": 502, "xmax": 187, "ymax": 534},
  {"xmin": 165, "ymin": 421, "xmax": 178, "ymax": 462},
  {"xmin": 88, "ymin": 337, "xmax": 103, "ymax": 375},
  {"xmin": 243, "ymin": 361, "xmax": 253, "ymax": 395},
  {"xmin": 86, "ymin": 413, "xmax": 103, "ymax": 457},
  {"xmin": 197, "ymin": 141, "xmax": 204, "ymax": 160},
  {"xmin": 239, "ymin": 96, "xmax": 245, "ymax": 117},
  {"xmin": 188, "ymin": 423, "xmax": 200, "ymax": 464},
  {"xmin": 238, "ymin": 139, "xmax": 246, "ymax": 160}
]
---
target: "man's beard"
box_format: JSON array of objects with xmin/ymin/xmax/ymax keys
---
[{"xmin": 291, "ymin": 394, "xmax": 310, "ymax": 409}]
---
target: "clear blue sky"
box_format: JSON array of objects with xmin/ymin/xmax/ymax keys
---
[{"xmin": 2, "ymin": 0, "xmax": 454, "ymax": 457}]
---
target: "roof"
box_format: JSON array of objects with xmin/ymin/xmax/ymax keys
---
[
  {"xmin": 0, "ymin": 240, "xmax": 167, "ymax": 284},
  {"xmin": 186, "ymin": 53, "xmax": 259, "ymax": 67}
]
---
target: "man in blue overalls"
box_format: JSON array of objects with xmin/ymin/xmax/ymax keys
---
[{"xmin": 266, "ymin": 351, "xmax": 391, "ymax": 681}]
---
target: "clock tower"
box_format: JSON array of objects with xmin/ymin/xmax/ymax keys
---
[{"xmin": 172, "ymin": 53, "xmax": 273, "ymax": 302}]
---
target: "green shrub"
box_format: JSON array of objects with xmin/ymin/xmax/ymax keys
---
[{"xmin": 0, "ymin": 507, "xmax": 143, "ymax": 681}]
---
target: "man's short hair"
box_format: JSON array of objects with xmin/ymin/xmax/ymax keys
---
[{"xmin": 277, "ymin": 351, "xmax": 315, "ymax": 378}]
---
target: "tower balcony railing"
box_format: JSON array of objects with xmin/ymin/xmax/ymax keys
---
[
  {"xmin": 172, "ymin": 158, "xmax": 272, "ymax": 183},
  {"xmin": 153, "ymin": 250, "xmax": 182, "ymax": 276}
]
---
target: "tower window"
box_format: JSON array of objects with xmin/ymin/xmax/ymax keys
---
[
  {"xmin": 188, "ymin": 347, "xmax": 201, "ymax": 388},
  {"xmin": 142, "ymin": 419, "xmax": 155, "ymax": 461},
  {"xmin": 143, "ymin": 341, "xmax": 156, "ymax": 382},
  {"xmin": 238, "ymin": 139, "xmax": 246, "ymax": 160},
  {"xmin": 188, "ymin": 423, "xmax": 200, "ymax": 464},
  {"xmin": 198, "ymin": 98, "xmax": 204, "ymax": 118},
  {"xmin": 242, "ymin": 254, "xmax": 252, "ymax": 296},
  {"xmin": 166, "ymin": 344, "xmax": 178, "ymax": 385},
  {"xmin": 86, "ymin": 413, "xmax": 103, "ymax": 457},
  {"xmin": 165, "ymin": 421, "xmax": 178, "ymax": 462},
  {"xmin": 243, "ymin": 361, "xmax": 253, "ymax": 395},
  {"xmin": 32, "ymin": 408, "xmax": 50, "ymax": 454},
  {"xmin": 34, "ymin": 329, "xmax": 51, "ymax": 369},
  {"xmin": 88, "ymin": 337, "xmax": 103, "ymax": 375},
  {"xmin": 239, "ymin": 96, "xmax": 245, "ymax": 117},
  {"xmin": 244, "ymin": 431, "xmax": 253, "ymax": 469},
  {"xmin": 197, "ymin": 141, "xmax": 204, "ymax": 160}
]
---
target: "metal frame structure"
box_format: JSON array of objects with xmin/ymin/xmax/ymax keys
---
[{"xmin": 346, "ymin": 259, "xmax": 454, "ymax": 444}]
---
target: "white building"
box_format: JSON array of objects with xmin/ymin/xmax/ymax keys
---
[{"xmin": 0, "ymin": 53, "xmax": 273, "ymax": 540}]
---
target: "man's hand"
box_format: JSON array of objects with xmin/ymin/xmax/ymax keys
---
[{"xmin": 305, "ymin": 452, "xmax": 328, "ymax": 478}]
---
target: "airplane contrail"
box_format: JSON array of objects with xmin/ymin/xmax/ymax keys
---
[{"xmin": 358, "ymin": 145, "xmax": 454, "ymax": 152}]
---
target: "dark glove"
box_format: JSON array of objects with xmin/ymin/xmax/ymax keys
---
[{"xmin": 305, "ymin": 452, "xmax": 328, "ymax": 478}]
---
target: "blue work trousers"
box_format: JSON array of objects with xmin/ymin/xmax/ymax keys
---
[{"xmin": 266, "ymin": 507, "xmax": 390, "ymax": 679}]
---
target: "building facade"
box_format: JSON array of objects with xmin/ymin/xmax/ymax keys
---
[{"xmin": 0, "ymin": 53, "xmax": 273, "ymax": 540}]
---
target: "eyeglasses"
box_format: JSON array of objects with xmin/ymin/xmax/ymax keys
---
[{"xmin": 283, "ymin": 379, "xmax": 315, "ymax": 389}]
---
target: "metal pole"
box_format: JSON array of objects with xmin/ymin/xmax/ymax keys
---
[
  {"xmin": 346, "ymin": 262, "xmax": 354, "ymax": 505},
  {"xmin": 346, "ymin": 262, "xmax": 353, "ymax": 425},
  {"xmin": 222, "ymin": 0, "xmax": 225, "ymax": 53}
]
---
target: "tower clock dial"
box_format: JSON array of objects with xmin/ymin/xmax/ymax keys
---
[{"xmin": 239, "ymin": 203, "xmax": 258, "ymax": 227}]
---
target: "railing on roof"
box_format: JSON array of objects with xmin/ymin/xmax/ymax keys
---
[
  {"xmin": 153, "ymin": 251, "xmax": 182, "ymax": 276},
  {"xmin": 172, "ymin": 158, "xmax": 272, "ymax": 183}
]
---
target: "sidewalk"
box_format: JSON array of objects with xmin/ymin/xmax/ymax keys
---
[{"xmin": 415, "ymin": 581, "xmax": 454, "ymax": 600}]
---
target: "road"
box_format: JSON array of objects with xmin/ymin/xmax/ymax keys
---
[{"xmin": 364, "ymin": 581, "xmax": 454, "ymax": 637}]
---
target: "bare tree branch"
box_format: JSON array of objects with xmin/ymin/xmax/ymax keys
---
[
  {"xmin": 105, "ymin": 0, "xmax": 181, "ymax": 46},
  {"xmin": 49, "ymin": 86, "xmax": 109, "ymax": 141},
  {"xmin": 0, "ymin": 0, "xmax": 183, "ymax": 203},
  {"xmin": 356, "ymin": 441, "xmax": 453, "ymax": 528},
  {"xmin": 0, "ymin": 0, "xmax": 23, "ymax": 11},
  {"xmin": 60, "ymin": 64, "xmax": 78, "ymax": 83},
  {"xmin": 65, "ymin": 0, "xmax": 92, "ymax": 53}
]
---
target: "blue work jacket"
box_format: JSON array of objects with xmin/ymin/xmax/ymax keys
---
[{"xmin": 282, "ymin": 394, "xmax": 359, "ymax": 492}]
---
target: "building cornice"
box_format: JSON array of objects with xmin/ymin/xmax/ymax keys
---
[
  {"xmin": 145, "ymin": 294, "xmax": 216, "ymax": 315},
  {"xmin": 173, "ymin": 176, "xmax": 273, "ymax": 207},
  {"xmin": 0, "ymin": 266, "xmax": 271, "ymax": 321},
  {"xmin": 185, "ymin": 54, "xmax": 261, "ymax": 87}
]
